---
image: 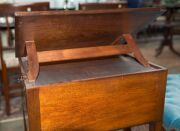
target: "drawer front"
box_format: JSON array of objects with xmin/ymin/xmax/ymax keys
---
[{"xmin": 26, "ymin": 71, "xmax": 167, "ymax": 131}]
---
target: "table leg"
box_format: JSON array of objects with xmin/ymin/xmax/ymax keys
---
[
  {"xmin": 155, "ymin": 41, "xmax": 165, "ymax": 57},
  {"xmin": 149, "ymin": 122, "xmax": 164, "ymax": 131},
  {"xmin": 156, "ymin": 8, "xmax": 180, "ymax": 57},
  {"xmin": 169, "ymin": 39, "xmax": 180, "ymax": 56},
  {"xmin": 155, "ymin": 26, "xmax": 170, "ymax": 57}
]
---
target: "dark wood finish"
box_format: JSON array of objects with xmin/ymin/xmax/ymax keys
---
[
  {"xmin": 0, "ymin": 34, "xmax": 10, "ymax": 115},
  {"xmin": 0, "ymin": 31, "xmax": 23, "ymax": 115},
  {"xmin": 15, "ymin": 8, "xmax": 167, "ymax": 130},
  {"xmin": 0, "ymin": 4, "xmax": 16, "ymax": 47},
  {"xmin": 23, "ymin": 57, "xmax": 167, "ymax": 131},
  {"xmin": 122, "ymin": 34, "xmax": 149, "ymax": 67},
  {"xmin": 0, "ymin": 2, "xmax": 50, "ymax": 48},
  {"xmin": 37, "ymin": 45, "xmax": 130, "ymax": 63},
  {"xmin": 15, "ymin": 2, "xmax": 50, "ymax": 12},
  {"xmin": 0, "ymin": 4, "xmax": 15, "ymax": 16},
  {"xmin": 0, "ymin": 2, "xmax": 50, "ymax": 115},
  {"xmin": 25, "ymin": 41, "xmax": 39, "ymax": 81},
  {"xmin": 0, "ymin": 2, "xmax": 50, "ymax": 14},
  {"xmin": 24, "ymin": 34, "xmax": 150, "ymax": 80},
  {"xmin": 79, "ymin": 2, "xmax": 128, "ymax": 10},
  {"xmin": 15, "ymin": 8, "xmax": 162, "ymax": 57},
  {"xmin": 15, "ymin": 8, "xmax": 162, "ymax": 80},
  {"xmin": 156, "ymin": 5, "xmax": 180, "ymax": 56},
  {"xmin": 5, "ymin": 16, "xmax": 13, "ymax": 47},
  {"xmin": 34, "ymin": 33, "xmax": 148, "ymax": 66}
]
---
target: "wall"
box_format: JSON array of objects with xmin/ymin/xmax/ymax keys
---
[{"xmin": 0, "ymin": 0, "xmax": 123, "ymax": 8}]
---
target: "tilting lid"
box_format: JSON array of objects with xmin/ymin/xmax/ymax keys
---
[{"xmin": 15, "ymin": 8, "xmax": 163, "ymax": 57}]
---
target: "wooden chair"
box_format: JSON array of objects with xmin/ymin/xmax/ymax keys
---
[
  {"xmin": 0, "ymin": 31, "xmax": 9, "ymax": 115},
  {"xmin": 79, "ymin": 2, "xmax": 128, "ymax": 10},
  {"xmin": 0, "ymin": 3, "xmax": 16, "ymax": 48},
  {"xmin": 0, "ymin": 32, "xmax": 23, "ymax": 115},
  {"xmin": 0, "ymin": 2, "xmax": 50, "ymax": 115},
  {"xmin": 0, "ymin": 2, "xmax": 50, "ymax": 50},
  {"xmin": 15, "ymin": 2, "xmax": 50, "ymax": 12},
  {"xmin": 15, "ymin": 8, "xmax": 167, "ymax": 130}
]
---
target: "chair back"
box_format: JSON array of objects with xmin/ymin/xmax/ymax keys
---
[
  {"xmin": 16, "ymin": 2, "xmax": 50, "ymax": 12},
  {"xmin": 0, "ymin": 2, "xmax": 50, "ymax": 16},
  {"xmin": 0, "ymin": 4, "xmax": 15, "ymax": 16},
  {"xmin": 79, "ymin": 2, "xmax": 128, "ymax": 10}
]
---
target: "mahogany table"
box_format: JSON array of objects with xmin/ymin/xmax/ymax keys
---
[{"xmin": 15, "ymin": 8, "xmax": 167, "ymax": 131}]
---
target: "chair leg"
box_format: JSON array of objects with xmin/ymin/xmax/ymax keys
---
[
  {"xmin": 2, "ymin": 62, "xmax": 10, "ymax": 115},
  {"xmin": 5, "ymin": 17, "xmax": 13, "ymax": 47},
  {"xmin": 149, "ymin": 122, "xmax": 164, "ymax": 131}
]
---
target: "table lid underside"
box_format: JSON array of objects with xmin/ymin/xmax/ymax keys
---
[{"xmin": 28, "ymin": 56, "xmax": 159, "ymax": 87}]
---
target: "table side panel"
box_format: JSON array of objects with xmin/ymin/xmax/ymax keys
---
[{"xmin": 24, "ymin": 70, "xmax": 167, "ymax": 131}]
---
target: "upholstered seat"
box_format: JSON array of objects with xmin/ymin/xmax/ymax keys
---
[{"xmin": 164, "ymin": 74, "xmax": 180, "ymax": 130}]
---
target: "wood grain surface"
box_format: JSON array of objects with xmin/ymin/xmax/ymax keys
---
[
  {"xmin": 26, "ymin": 68, "xmax": 167, "ymax": 131},
  {"xmin": 15, "ymin": 8, "xmax": 162, "ymax": 57}
]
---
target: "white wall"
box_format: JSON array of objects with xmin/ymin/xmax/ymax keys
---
[
  {"xmin": 14, "ymin": 0, "xmax": 49, "ymax": 4},
  {"xmin": 4, "ymin": 0, "xmax": 119, "ymax": 9},
  {"xmin": 13, "ymin": 0, "xmax": 98, "ymax": 8}
]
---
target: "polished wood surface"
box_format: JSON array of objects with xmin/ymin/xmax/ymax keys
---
[
  {"xmin": 0, "ymin": 2, "xmax": 50, "ymax": 115},
  {"xmin": 15, "ymin": 8, "xmax": 163, "ymax": 80},
  {"xmin": 37, "ymin": 45, "xmax": 130, "ymax": 63},
  {"xmin": 24, "ymin": 56, "xmax": 167, "ymax": 131},
  {"xmin": 34, "ymin": 34, "xmax": 148, "ymax": 66},
  {"xmin": 15, "ymin": 8, "xmax": 167, "ymax": 131},
  {"xmin": 23, "ymin": 34, "xmax": 150, "ymax": 80},
  {"xmin": 15, "ymin": 8, "xmax": 162, "ymax": 57},
  {"xmin": 15, "ymin": 8, "xmax": 162, "ymax": 80},
  {"xmin": 0, "ymin": 2, "xmax": 50, "ymax": 47},
  {"xmin": 79, "ymin": 2, "xmax": 128, "ymax": 10}
]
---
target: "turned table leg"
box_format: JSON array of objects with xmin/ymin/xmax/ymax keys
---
[{"xmin": 149, "ymin": 122, "xmax": 164, "ymax": 131}]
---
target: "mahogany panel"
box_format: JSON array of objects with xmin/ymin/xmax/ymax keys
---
[
  {"xmin": 26, "ymin": 68, "xmax": 167, "ymax": 130},
  {"xmin": 15, "ymin": 8, "xmax": 162, "ymax": 57},
  {"xmin": 37, "ymin": 45, "xmax": 130, "ymax": 63}
]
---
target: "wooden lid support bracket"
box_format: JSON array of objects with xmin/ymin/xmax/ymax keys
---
[
  {"xmin": 25, "ymin": 41, "xmax": 39, "ymax": 81},
  {"xmin": 122, "ymin": 34, "xmax": 149, "ymax": 67},
  {"xmin": 25, "ymin": 34, "xmax": 149, "ymax": 81}
]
